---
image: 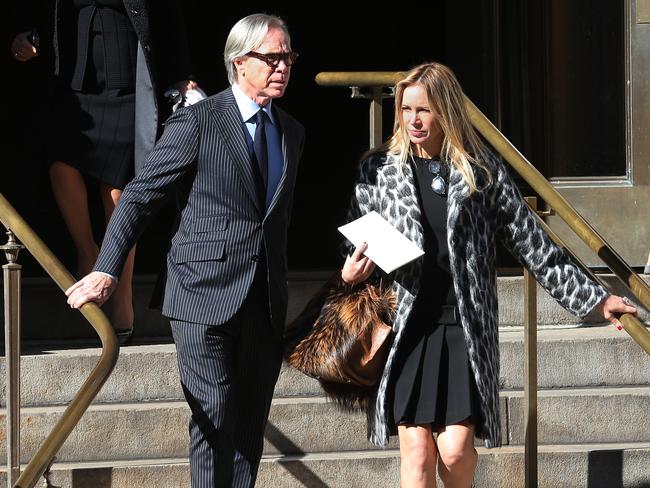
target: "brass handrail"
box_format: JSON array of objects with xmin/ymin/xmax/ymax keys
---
[
  {"xmin": 316, "ymin": 71, "xmax": 405, "ymax": 87},
  {"xmin": 316, "ymin": 71, "xmax": 650, "ymax": 355},
  {"xmin": 0, "ymin": 192, "xmax": 119, "ymax": 488},
  {"xmin": 463, "ymin": 97, "xmax": 650, "ymax": 353}
]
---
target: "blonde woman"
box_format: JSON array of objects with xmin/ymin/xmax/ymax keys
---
[{"xmin": 341, "ymin": 62, "xmax": 636, "ymax": 487}]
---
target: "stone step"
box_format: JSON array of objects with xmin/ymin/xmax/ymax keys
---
[
  {"xmin": 2, "ymin": 443, "xmax": 649, "ymax": 488},
  {"xmin": 498, "ymin": 326, "xmax": 650, "ymax": 389},
  {"xmin": 2, "ymin": 326, "xmax": 648, "ymax": 407},
  {"xmin": 507, "ymin": 385, "xmax": 650, "ymax": 444},
  {"xmin": 2, "ymin": 387, "xmax": 649, "ymax": 464},
  {"xmin": 2, "ymin": 273, "xmax": 647, "ymax": 341}
]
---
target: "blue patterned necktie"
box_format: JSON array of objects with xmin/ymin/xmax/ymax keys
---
[{"xmin": 253, "ymin": 110, "xmax": 268, "ymax": 189}]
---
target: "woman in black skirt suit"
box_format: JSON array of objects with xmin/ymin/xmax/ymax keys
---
[
  {"xmin": 11, "ymin": 0, "xmax": 195, "ymax": 339},
  {"xmin": 341, "ymin": 62, "xmax": 636, "ymax": 487}
]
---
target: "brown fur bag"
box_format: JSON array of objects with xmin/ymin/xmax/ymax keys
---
[{"xmin": 284, "ymin": 273, "xmax": 396, "ymax": 410}]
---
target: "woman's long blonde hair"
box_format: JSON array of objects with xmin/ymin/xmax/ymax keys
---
[{"xmin": 376, "ymin": 62, "xmax": 493, "ymax": 193}]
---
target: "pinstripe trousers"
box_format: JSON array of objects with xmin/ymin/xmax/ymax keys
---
[{"xmin": 171, "ymin": 270, "xmax": 282, "ymax": 488}]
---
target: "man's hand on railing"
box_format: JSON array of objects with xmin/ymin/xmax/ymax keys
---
[
  {"xmin": 597, "ymin": 295, "xmax": 638, "ymax": 330},
  {"xmin": 65, "ymin": 272, "xmax": 118, "ymax": 309}
]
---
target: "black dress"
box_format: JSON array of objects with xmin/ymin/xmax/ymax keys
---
[
  {"xmin": 392, "ymin": 156, "xmax": 483, "ymax": 431},
  {"xmin": 51, "ymin": 0, "xmax": 137, "ymax": 189}
]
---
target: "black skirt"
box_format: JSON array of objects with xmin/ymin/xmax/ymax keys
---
[
  {"xmin": 50, "ymin": 86, "xmax": 135, "ymax": 189},
  {"xmin": 392, "ymin": 305, "xmax": 483, "ymax": 430}
]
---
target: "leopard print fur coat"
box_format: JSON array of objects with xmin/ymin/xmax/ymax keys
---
[{"xmin": 347, "ymin": 152, "xmax": 607, "ymax": 448}]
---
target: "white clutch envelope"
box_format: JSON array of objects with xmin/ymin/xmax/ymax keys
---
[{"xmin": 338, "ymin": 211, "xmax": 425, "ymax": 274}]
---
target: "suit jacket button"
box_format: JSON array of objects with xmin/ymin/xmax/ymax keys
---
[{"xmin": 251, "ymin": 255, "xmax": 260, "ymax": 262}]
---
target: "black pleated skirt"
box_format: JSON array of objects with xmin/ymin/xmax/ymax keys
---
[
  {"xmin": 392, "ymin": 305, "xmax": 483, "ymax": 430},
  {"xmin": 50, "ymin": 87, "xmax": 135, "ymax": 189}
]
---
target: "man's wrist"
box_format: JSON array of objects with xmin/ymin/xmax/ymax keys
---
[{"xmin": 95, "ymin": 271, "xmax": 119, "ymax": 283}]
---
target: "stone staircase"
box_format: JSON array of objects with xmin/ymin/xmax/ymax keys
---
[{"xmin": 1, "ymin": 273, "xmax": 649, "ymax": 487}]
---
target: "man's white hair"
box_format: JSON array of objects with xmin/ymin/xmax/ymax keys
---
[{"xmin": 224, "ymin": 14, "xmax": 291, "ymax": 85}]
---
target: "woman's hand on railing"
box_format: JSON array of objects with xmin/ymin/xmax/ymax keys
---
[
  {"xmin": 65, "ymin": 272, "xmax": 118, "ymax": 309},
  {"xmin": 597, "ymin": 295, "xmax": 638, "ymax": 330},
  {"xmin": 342, "ymin": 242, "xmax": 376, "ymax": 286}
]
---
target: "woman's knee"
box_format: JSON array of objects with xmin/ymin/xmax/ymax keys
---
[{"xmin": 438, "ymin": 442, "xmax": 477, "ymax": 471}]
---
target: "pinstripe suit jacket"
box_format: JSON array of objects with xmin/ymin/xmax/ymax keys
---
[{"xmin": 94, "ymin": 87, "xmax": 305, "ymax": 332}]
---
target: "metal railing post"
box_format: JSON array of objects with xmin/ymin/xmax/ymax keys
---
[
  {"xmin": 2, "ymin": 229, "xmax": 25, "ymax": 486},
  {"xmin": 524, "ymin": 197, "xmax": 538, "ymax": 488},
  {"xmin": 369, "ymin": 86, "xmax": 383, "ymax": 149},
  {"xmin": 349, "ymin": 85, "xmax": 393, "ymax": 149}
]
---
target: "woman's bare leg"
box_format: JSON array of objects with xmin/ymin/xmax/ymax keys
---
[
  {"xmin": 435, "ymin": 420, "xmax": 477, "ymax": 488},
  {"xmin": 49, "ymin": 161, "xmax": 99, "ymax": 276},
  {"xmin": 100, "ymin": 183, "xmax": 134, "ymax": 331},
  {"xmin": 398, "ymin": 424, "xmax": 438, "ymax": 488}
]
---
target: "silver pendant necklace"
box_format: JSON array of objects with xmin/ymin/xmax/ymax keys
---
[{"xmin": 427, "ymin": 159, "xmax": 447, "ymax": 195}]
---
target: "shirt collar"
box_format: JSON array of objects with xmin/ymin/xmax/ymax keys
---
[{"xmin": 232, "ymin": 83, "xmax": 275, "ymax": 124}]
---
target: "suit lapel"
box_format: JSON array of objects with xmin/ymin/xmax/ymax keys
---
[
  {"xmin": 209, "ymin": 88, "xmax": 263, "ymax": 216},
  {"xmin": 265, "ymin": 107, "xmax": 294, "ymax": 216}
]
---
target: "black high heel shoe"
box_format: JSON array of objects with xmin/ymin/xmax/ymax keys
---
[{"xmin": 115, "ymin": 328, "xmax": 134, "ymax": 345}]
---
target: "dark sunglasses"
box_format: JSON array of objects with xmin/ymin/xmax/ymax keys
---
[
  {"xmin": 428, "ymin": 159, "xmax": 447, "ymax": 195},
  {"xmin": 246, "ymin": 51, "xmax": 299, "ymax": 68}
]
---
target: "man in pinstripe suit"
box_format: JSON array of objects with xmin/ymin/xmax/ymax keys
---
[{"xmin": 66, "ymin": 14, "xmax": 305, "ymax": 487}]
